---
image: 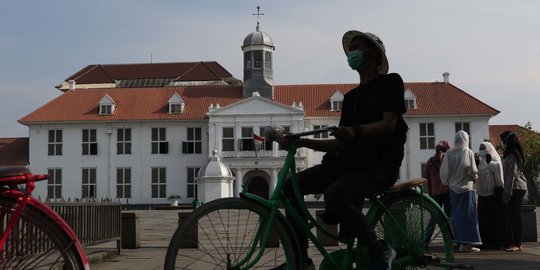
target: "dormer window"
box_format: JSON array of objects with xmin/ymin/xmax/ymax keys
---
[
  {"xmin": 98, "ymin": 94, "xmax": 116, "ymax": 115},
  {"xmin": 329, "ymin": 91, "xmax": 344, "ymax": 112},
  {"xmin": 168, "ymin": 93, "xmax": 185, "ymax": 114},
  {"xmin": 404, "ymin": 89, "xmax": 417, "ymax": 109}
]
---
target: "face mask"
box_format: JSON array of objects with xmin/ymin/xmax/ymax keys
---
[
  {"xmin": 347, "ymin": 50, "xmax": 367, "ymax": 70},
  {"xmin": 479, "ymin": 150, "xmax": 487, "ymax": 158}
]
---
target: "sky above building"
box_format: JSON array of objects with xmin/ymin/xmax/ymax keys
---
[{"xmin": 1, "ymin": 0, "xmax": 539, "ymax": 137}]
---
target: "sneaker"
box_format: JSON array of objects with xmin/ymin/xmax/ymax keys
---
[
  {"xmin": 368, "ymin": 245, "xmax": 396, "ymax": 270},
  {"xmin": 270, "ymin": 258, "xmax": 315, "ymax": 270},
  {"xmin": 458, "ymin": 244, "xmax": 480, "ymax": 253}
]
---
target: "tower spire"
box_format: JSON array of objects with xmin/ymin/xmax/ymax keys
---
[{"xmin": 253, "ymin": 6, "xmax": 264, "ymax": 31}]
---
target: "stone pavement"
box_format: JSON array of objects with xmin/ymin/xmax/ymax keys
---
[{"xmin": 86, "ymin": 209, "xmax": 540, "ymax": 270}]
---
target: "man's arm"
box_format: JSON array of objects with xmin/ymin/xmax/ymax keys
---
[
  {"xmin": 333, "ymin": 111, "xmax": 399, "ymax": 143},
  {"xmin": 297, "ymin": 138, "xmax": 341, "ymax": 152}
]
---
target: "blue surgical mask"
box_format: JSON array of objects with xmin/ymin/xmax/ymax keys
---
[
  {"xmin": 347, "ymin": 50, "xmax": 366, "ymax": 70},
  {"xmin": 479, "ymin": 150, "xmax": 487, "ymax": 159}
]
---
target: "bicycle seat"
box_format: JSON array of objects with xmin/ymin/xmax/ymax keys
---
[
  {"xmin": 0, "ymin": 167, "xmax": 31, "ymax": 178},
  {"xmin": 384, "ymin": 178, "xmax": 427, "ymax": 193}
]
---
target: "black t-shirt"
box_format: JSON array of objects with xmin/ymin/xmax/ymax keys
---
[{"xmin": 335, "ymin": 73, "xmax": 408, "ymax": 181}]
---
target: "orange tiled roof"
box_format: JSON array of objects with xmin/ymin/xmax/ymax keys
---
[
  {"xmin": 0, "ymin": 137, "xmax": 29, "ymax": 166},
  {"xmin": 20, "ymin": 82, "xmax": 499, "ymax": 124},
  {"xmin": 275, "ymin": 82, "xmax": 499, "ymax": 117},
  {"xmin": 64, "ymin": 62, "xmax": 234, "ymax": 84},
  {"xmin": 19, "ymin": 87, "xmax": 243, "ymax": 124},
  {"xmin": 489, "ymin": 124, "xmax": 530, "ymax": 146}
]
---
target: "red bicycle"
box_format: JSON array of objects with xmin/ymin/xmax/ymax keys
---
[{"xmin": 0, "ymin": 167, "xmax": 89, "ymax": 269}]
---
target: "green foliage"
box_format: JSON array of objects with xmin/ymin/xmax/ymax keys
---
[{"xmin": 516, "ymin": 122, "xmax": 540, "ymax": 205}]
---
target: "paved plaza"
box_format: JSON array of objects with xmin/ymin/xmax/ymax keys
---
[{"xmin": 86, "ymin": 208, "xmax": 540, "ymax": 270}]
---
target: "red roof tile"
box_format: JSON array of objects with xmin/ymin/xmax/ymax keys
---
[
  {"xmin": 0, "ymin": 137, "xmax": 29, "ymax": 166},
  {"xmin": 19, "ymin": 87, "xmax": 243, "ymax": 124},
  {"xmin": 489, "ymin": 124, "xmax": 529, "ymax": 146},
  {"xmin": 275, "ymin": 82, "xmax": 499, "ymax": 117},
  {"xmin": 64, "ymin": 62, "xmax": 234, "ymax": 84}
]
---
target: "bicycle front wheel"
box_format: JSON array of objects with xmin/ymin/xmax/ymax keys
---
[
  {"xmin": 0, "ymin": 196, "xmax": 86, "ymax": 270},
  {"xmin": 369, "ymin": 192, "xmax": 454, "ymax": 270},
  {"xmin": 164, "ymin": 197, "xmax": 299, "ymax": 270}
]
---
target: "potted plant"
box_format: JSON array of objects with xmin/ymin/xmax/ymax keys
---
[{"xmin": 168, "ymin": 195, "xmax": 182, "ymax": 206}]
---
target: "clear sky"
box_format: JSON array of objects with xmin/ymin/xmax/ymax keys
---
[{"xmin": 1, "ymin": 0, "xmax": 539, "ymax": 137}]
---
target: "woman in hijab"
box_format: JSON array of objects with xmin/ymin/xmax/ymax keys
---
[
  {"xmin": 423, "ymin": 140, "xmax": 452, "ymax": 216},
  {"xmin": 500, "ymin": 131, "xmax": 528, "ymax": 252},
  {"xmin": 476, "ymin": 141, "xmax": 509, "ymax": 249},
  {"xmin": 440, "ymin": 130, "xmax": 481, "ymax": 252}
]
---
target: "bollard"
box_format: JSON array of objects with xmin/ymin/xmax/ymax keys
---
[
  {"xmin": 522, "ymin": 204, "xmax": 537, "ymax": 242},
  {"xmin": 121, "ymin": 212, "xmax": 140, "ymax": 249},
  {"xmin": 178, "ymin": 211, "xmax": 198, "ymax": 248},
  {"xmin": 315, "ymin": 210, "xmax": 338, "ymax": 246}
]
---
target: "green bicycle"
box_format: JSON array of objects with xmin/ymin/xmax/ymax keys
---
[{"xmin": 164, "ymin": 126, "xmax": 462, "ymax": 270}]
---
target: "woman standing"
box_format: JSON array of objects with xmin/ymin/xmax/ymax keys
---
[
  {"xmin": 423, "ymin": 140, "xmax": 452, "ymax": 216},
  {"xmin": 500, "ymin": 131, "xmax": 528, "ymax": 252},
  {"xmin": 476, "ymin": 141, "xmax": 509, "ymax": 249},
  {"xmin": 440, "ymin": 130, "xmax": 481, "ymax": 252}
]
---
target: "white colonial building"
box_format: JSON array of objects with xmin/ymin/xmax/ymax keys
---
[{"xmin": 19, "ymin": 22, "xmax": 499, "ymax": 205}]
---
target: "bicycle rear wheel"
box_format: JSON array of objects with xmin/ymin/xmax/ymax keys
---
[
  {"xmin": 369, "ymin": 192, "xmax": 454, "ymax": 270},
  {"xmin": 164, "ymin": 197, "xmax": 299, "ymax": 270},
  {"xmin": 0, "ymin": 196, "xmax": 86, "ymax": 270}
]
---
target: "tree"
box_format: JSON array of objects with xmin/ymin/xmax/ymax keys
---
[{"xmin": 516, "ymin": 122, "xmax": 540, "ymax": 205}]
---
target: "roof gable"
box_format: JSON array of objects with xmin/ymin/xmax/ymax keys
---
[{"xmin": 208, "ymin": 93, "xmax": 303, "ymax": 116}]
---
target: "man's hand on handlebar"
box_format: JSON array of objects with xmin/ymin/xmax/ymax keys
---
[
  {"xmin": 332, "ymin": 126, "xmax": 356, "ymax": 143},
  {"xmin": 278, "ymin": 135, "xmax": 300, "ymax": 150}
]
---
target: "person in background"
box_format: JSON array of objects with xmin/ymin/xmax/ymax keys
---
[
  {"xmin": 423, "ymin": 140, "xmax": 451, "ymax": 216},
  {"xmin": 500, "ymin": 131, "xmax": 528, "ymax": 252},
  {"xmin": 476, "ymin": 141, "xmax": 510, "ymax": 250},
  {"xmin": 440, "ymin": 130, "xmax": 482, "ymax": 252}
]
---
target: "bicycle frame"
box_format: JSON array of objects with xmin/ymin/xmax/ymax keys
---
[
  {"xmin": 239, "ymin": 129, "xmax": 452, "ymax": 269},
  {"xmin": 0, "ymin": 172, "xmax": 90, "ymax": 269}
]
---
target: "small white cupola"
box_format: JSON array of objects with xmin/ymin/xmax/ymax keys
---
[
  {"xmin": 98, "ymin": 94, "xmax": 116, "ymax": 115},
  {"xmin": 404, "ymin": 89, "xmax": 417, "ymax": 110},
  {"xmin": 168, "ymin": 93, "xmax": 185, "ymax": 114},
  {"xmin": 329, "ymin": 90, "xmax": 344, "ymax": 111}
]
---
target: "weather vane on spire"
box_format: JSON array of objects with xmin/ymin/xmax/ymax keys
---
[{"xmin": 253, "ymin": 6, "xmax": 264, "ymax": 31}]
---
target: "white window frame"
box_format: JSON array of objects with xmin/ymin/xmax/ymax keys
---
[
  {"xmin": 419, "ymin": 123, "xmax": 435, "ymax": 150},
  {"xmin": 48, "ymin": 129, "xmax": 63, "ymax": 156},
  {"xmin": 151, "ymin": 128, "xmax": 168, "ymax": 154},
  {"xmin": 116, "ymin": 167, "xmax": 131, "ymax": 199},
  {"xmin": 187, "ymin": 167, "xmax": 200, "ymax": 199},
  {"xmin": 222, "ymin": 127, "xmax": 235, "ymax": 152},
  {"xmin": 82, "ymin": 168, "xmax": 97, "ymax": 198},
  {"xmin": 47, "ymin": 168, "xmax": 62, "ymax": 199},
  {"xmin": 151, "ymin": 167, "xmax": 167, "ymax": 198}
]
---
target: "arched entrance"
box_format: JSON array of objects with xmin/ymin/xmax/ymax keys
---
[{"xmin": 243, "ymin": 170, "xmax": 271, "ymax": 199}]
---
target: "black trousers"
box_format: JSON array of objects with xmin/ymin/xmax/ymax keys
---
[
  {"xmin": 282, "ymin": 164, "xmax": 386, "ymax": 259},
  {"xmin": 507, "ymin": 189, "xmax": 526, "ymax": 246}
]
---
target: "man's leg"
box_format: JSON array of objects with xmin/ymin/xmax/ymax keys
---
[{"xmin": 282, "ymin": 164, "xmax": 334, "ymax": 260}]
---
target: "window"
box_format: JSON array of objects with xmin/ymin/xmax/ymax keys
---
[
  {"xmin": 244, "ymin": 52, "xmax": 252, "ymax": 69},
  {"xmin": 239, "ymin": 127, "xmax": 254, "ymax": 151},
  {"xmin": 169, "ymin": 103, "xmax": 183, "ymax": 114},
  {"xmin": 151, "ymin": 128, "xmax": 168, "ymax": 154},
  {"xmin": 455, "ymin": 122, "xmax": 470, "ymax": 134},
  {"xmin": 182, "ymin": 127, "xmax": 202, "ymax": 154},
  {"xmin": 151, "ymin": 167, "xmax": 166, "ymax": 198},
  {"xmin": 116, "ymin": 168, "xmax": 131, "ymax": 198},
  {"xmin": 82, "ymin": 129, "xmax": 98, "ymax": 155},
  {"xmin": 48, "ymin": 130, "xmax": 62, "ymax": 156},
  {"xmin": 313, "ymin": 125, "xmax": 329, "ymax": 139},
  {"xmin": 264, "ymin": 51, "xmax": 272, "ymax": 69},
  {"xmin": 330, "ymin": 91, "xmax": 344, "ymax": 112},
  {"xmin": 47, "ymin": 168, "xmax": 62, "ymax": 199},
  {"xmin": 258, "ymin": 127, "xmax": 272, "ymax": 151},
  {"xmin": 222, "ymin": 127, "xmax": 235, "ymax": 151},
  {"xmin": 419, "ymin": 123, "xmax": 435, "ymax": 149},
  {"xmin": 100, "ymin": 104, "xmax": 112, "ymax": 115},
  {"xmin": 455, "ymin": 122, "xmax": 471, "ymax": 147},
  {"xmin": 254, "ymin": 51, "xmax": 262, "ymax": 68},
  {"xmin": 82, "ymin": 168, "xmax": 97, "ymax": 198},
  {"xmin": 331, "ymin": 101, "xmax": 343, "ymax": 111},
  {"xmin": 187, "ymin": 167, "xmax": 200, "ymax": 199},
  {"xmin": 405, "ymin": 99, "xmax": 416, "ymax": 109},
  {"xmin": 117, "ymin": 128, "xmax": 132, "ymax": 155}
]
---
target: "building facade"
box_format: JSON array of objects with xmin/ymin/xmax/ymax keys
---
[{"xmin": 19, "ymin": 23, "xmax": 499, "ymax": 204}]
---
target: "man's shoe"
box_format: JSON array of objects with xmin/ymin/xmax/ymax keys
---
[
  {"xmin": 458, "ymin": 244, "xmax": 480, "ymax": 253},
  {"xmin": 368, "ymin": 245, "xmax": 396, "ymax": 270},
  {"xmin": 270, "ymin": 258, "xmax": 315, "ymax": 270}
]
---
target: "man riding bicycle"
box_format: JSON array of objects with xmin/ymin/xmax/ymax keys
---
[{"xmin": 275, "ymin": 30, "xmax": 408, "ymax": 270}]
